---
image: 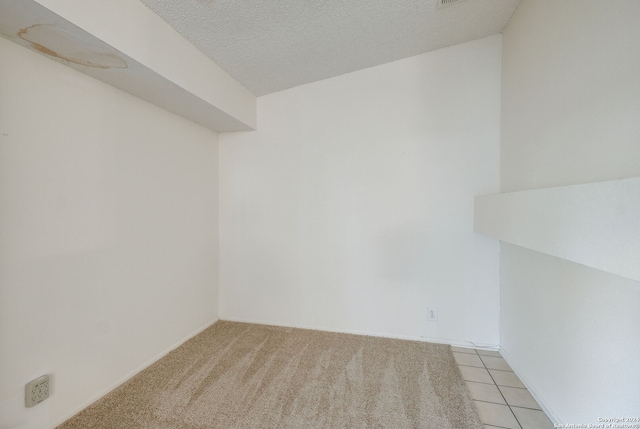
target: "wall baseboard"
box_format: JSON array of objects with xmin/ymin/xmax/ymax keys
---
[
  {"xmin": 47, "ymin": 318, "xmax": 219, "ymax": 429},
  {"xmin": 220, "ymin": 317, "xmax": 500, "ymax": 351}
]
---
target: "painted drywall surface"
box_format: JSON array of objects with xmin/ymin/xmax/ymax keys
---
[
  {"xmin": 500, "ymin": 0, "xmax": 640, "ymax": 423},
  {"xmin": 0, "ymin": 37, "xmax": 219, "ymax": 429},
  {"xmin": 31, "ymin": 0, "xmax": 257, "ymax": 129},
  {"xmin": 501, "ymin": 0, "xmax": 640, "ymax": 193},
  {"xmin": 0, "ymin": 0, "xmax": 255, "ymax": 132},
  {"xmin": 474, "ymin": 177, "xmax": 640, "ymax": 282},
  {"xmin": 500, "ymin": 245, "xmax": 640, "ymax": 422},
  {"xmin": 219, "ymin": 35, "xmax": 501, "ymax": 346}
]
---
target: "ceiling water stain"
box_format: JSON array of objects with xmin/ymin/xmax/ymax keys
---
[
  {"xmin": 17, "ymin": 24, "xmax": 128, "ymax": 69},
  {"xmin": 17, "ymin": 28, "xmax": 58, "ymax": 57}
]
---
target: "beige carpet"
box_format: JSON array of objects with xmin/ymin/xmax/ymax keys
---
[{"xmin": 58, "ymin": 321, "xmax": 483, "ymax": 429}]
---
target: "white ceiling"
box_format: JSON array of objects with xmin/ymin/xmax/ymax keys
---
[{"xmin": 139, "ymin": 0, "xmax": 521, "ymax": 96}]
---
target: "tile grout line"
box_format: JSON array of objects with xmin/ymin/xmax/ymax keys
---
[
  {"xmin": 453, "ymin": 347, "xmax": 507, "ymax": 427},
  {"xmin": 466, "ymin": 380, "xmax": 499, "ymax": 386},
  {"xmin": 456, "ymin": 363, "xmax": 516, "ymax": 373},
  {"xmin": 474, "ymin": 349, "xmax": 523, "ymax": 429},
  {"xmin": 455, "ymin": 346, "xmax": 550, "ymax": 428},
  {"xmin": 473, "ymin": 398, "xmax": 547, "ymax": 411}
]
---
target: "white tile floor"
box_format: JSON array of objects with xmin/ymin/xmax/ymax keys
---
[{"xmin": 452, "ymin": 346, "xmax": 555, "ymax": 429}]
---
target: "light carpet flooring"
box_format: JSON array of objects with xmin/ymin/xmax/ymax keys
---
[{"xmin": 58, "ymin": 321, "xmax": 483, "ymax": 428}]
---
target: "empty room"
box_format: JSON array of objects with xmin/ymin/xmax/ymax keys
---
[{"xmin": 1, "ymin": 0, "xmax": 638, "ymax": 428}]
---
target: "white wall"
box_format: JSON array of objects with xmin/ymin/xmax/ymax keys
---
[
  {"xmin": 0, "ymin": 37, "xmax": 219, "ymax": 429},
  {"xmin": 32, "ymin": 0, "xmax": 257, "ymax": 130},
  {"xmin": 219, "ymin": 35, "xmax": 501, "ymax": 346},
  {"xmin": 475, "ymin": 177, "xmax": 640, "ymax": 282},
  {"xmin": 500, "ymin": 0, "xmax": 640, "ymax": 423}
]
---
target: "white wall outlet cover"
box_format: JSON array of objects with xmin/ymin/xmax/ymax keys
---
[
  {"xmin": 25, "ymin": 375, "xmax": 50, "ymax": 408},
  {"xmin": 427, "ymin": 307, "xmax": 439, "ymax": 322}
]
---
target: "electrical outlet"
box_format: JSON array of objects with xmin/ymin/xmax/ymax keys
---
[
  {"xmin": 427, "ymin": 307, "xmax": 438, "ymax": 322},
  {"xmin": 25, "ymin": 375, "xmax": 50, "ymax": 408}
]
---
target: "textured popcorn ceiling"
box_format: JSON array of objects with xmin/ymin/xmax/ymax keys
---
[{"xmin": 139, "ymin": 0, "xmax": 521, "ymax": 96}]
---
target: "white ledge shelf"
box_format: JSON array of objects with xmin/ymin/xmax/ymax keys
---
[
  {"xmin": 0, "ymin": 0, "xmax": 256, "ymax": 132},
  {"xmin": 475, "ymin": 177, "xmax": 640, "ymax": 282}
]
